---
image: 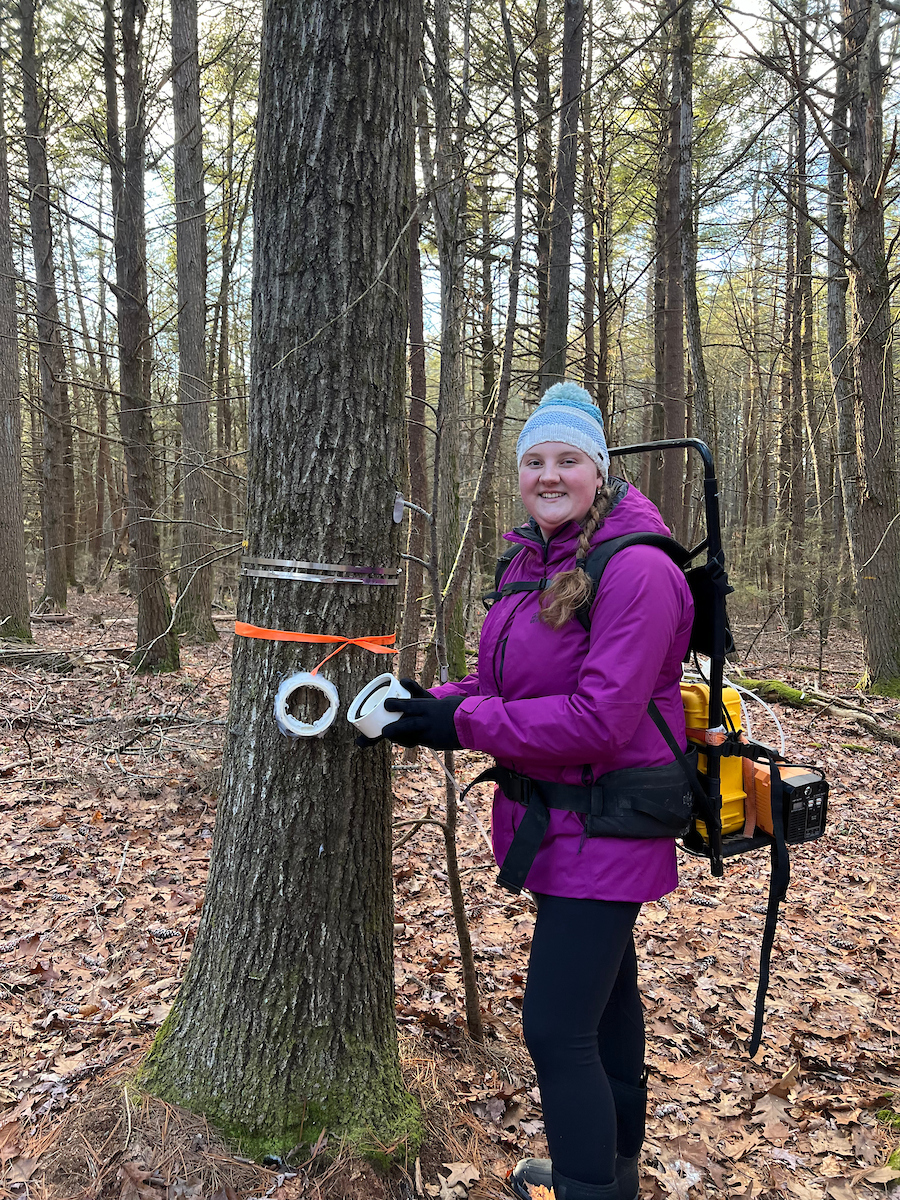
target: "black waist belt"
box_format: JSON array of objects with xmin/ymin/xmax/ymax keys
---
[{"xmin": 460, "ymin": 747, "xmax": 698, "ymax": 895}]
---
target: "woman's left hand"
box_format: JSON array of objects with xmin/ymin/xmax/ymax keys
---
[{"xmin": 355, "ymin": 696, "xmax": 464, "ymax": 749}]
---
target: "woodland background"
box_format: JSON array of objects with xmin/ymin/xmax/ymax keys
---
[{"xmin": 1, "ymin": 0, "xmax": 900, "ymax": 1197}]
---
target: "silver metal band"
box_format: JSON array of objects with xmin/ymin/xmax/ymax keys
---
[{"xmin": 241, "ymin": 556, "xmax": 401, "ymax": 586}]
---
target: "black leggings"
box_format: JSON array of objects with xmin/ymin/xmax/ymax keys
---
[{"xmin": 522, "ymin": 894, "xmax": 644, "ymax": 1185}]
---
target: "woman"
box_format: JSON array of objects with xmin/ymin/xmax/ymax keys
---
[{"xmin": 373, "ymin": 382, "xmax": 693, "ymax": 1200}]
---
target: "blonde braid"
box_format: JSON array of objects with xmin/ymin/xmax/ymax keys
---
[{"xmin": 539, "ymin": 484, "xmax": 613, "ymax": 629}]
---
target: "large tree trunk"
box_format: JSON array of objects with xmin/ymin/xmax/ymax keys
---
[
  {"xmin": 19, "ymin": 0, "xmax": 69, "ymax": 609},
  {"xmin": 0, "ymin": 63, "xmax": 31, "ymax": 642},
  {"xmin": 840, "ymin": 0, "xmax": 900, "ymax": 685},
  {"xmin": 106, "ymin": 0, "xmax": 179, "ymax": 670},
  {"xmin": 171, "ymin": 0, "xmax": 217, "ymax": 642},
  {"xmin": 541, "ymin": 0, "xmax": 584, "ymax": 389},
  {"xmin": 140, "ymin": 0, "xmax": 420, "ymax": 1157}
]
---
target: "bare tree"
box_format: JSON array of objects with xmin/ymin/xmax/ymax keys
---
[
  {"xmin": 105, "ymin": 0, "xmax": 179, "ymax": 670},
  {"xmin": 171, "ymin": 0, "xmax": 216, "ymax": 642},
  {"xmin": 0, "ymin": 61, "xmax": 31, "ymax": 641},
  {"xmin": 838, "ymin": 0, "xmax": 900, "ymax": 685},
  {"xmin": 19, "ymin": 0, "xmax": 71, "ymax": 607},
  {"xmin": 541, "ymin": 0, "xmax": 584, "ymax": 389}
]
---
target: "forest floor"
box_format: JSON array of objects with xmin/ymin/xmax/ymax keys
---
[{"xmin": 1, "ymin": 592, "xmax": 899, "ymax": 1200}]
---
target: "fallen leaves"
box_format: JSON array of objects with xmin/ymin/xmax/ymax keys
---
[{"xmin": 2, "ymin": 600, "xmax": 899, "ymax": 1199}]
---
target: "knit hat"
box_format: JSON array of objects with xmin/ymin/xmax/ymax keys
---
[{"xmin": 516, "ymin": 382, "xmax": 610, "ymax": 480}]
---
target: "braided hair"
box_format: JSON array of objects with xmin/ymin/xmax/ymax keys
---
[{"xmin": 539, "ymin": 484, "xmax": 614, "ymax": 629}]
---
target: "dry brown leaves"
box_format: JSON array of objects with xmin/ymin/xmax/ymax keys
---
[{"xmin": 1, "ymin": 599, "xmax": 899, "ymax": 1199}]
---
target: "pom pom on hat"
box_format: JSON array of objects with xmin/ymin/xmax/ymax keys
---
[{"xmin": 517, "ymin": 381, "xmax": 610, "ymax": 480}]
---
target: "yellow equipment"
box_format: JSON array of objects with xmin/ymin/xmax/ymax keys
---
[{"xmin": 680, "ymin": 681, "xmax": 746, "ymax": 839}]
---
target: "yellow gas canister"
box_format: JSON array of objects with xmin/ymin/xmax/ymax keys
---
[{"xmin": 679, "ymin": 681, "xmax": 746, "ymax": 838}]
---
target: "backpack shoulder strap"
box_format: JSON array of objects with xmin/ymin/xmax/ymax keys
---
[
  {"xmin": 482, "ymin": 543, "xmax": 526, "ymax": 608},
  {"xmin": 575, "ymin": 533, "xmax": 690, "ymax": 631}
]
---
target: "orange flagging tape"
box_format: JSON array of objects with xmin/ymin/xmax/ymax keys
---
[{"xmin": 234, "ymin": 622, "xmax": 397, "ymax": 675}]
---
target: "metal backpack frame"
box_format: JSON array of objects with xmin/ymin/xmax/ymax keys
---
[{"xmin": 610, "ymin": 437, "xmax": 826, "ymax": 1056}]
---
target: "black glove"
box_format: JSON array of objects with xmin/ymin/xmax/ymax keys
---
[
  {"xmin": 354, "ymin": 678, "xmax": 437, "ymax": 748},
  {"xmin": 381, "ymin": 695, "xmax": 464, "ymax": 750},
  {"xmin": 399, "ymin": 678, "xmax": 432, "ymax": 700}
]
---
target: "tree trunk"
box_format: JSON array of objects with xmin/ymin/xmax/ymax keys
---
[
  {"xmin": 397, "ymin": 207, "xmax": 428, "ymax": 685},
  {"xmin": 840, "ymin": 0, "xmax": 900, "ymax": 685},
  {"xmin": 676, "ymin": 0, "xmax": 711, "ymax": 452},
  {"xmin": 477, "ymin": 181, "xmax": 498, "ymax": 581},
  {"xmin": 541, "ymin": 0, "xmax": 584, "ymax": 389},
  {"xmin": 581, "ymin": 5, "xmax": 596, "ymax": 399},
  {"xmin": 140, "ymin": 0, "xmax": 420, "ymax": 1157},
  {"xmin": 0, "ymin": 63, "xmax": 31, "ymax": 642},
  {"xmin": 19, "ymin": 0, "xmax": 68, "ymax": 609},
  {"xmin": 171, "ymin": 0, "xmax": 217, "ymax": 642},
  {"xmin": 788, "ymin": 30, "xmax": 810, "ymax": 631},
  {"xmin": 827, "ymin": 60, "xmax": 856, "ymax": 571},
  {"xmin": 428, "ymin": 0, "xmax": 468, "ymax": 681},
  {"xmin": 534, "ymin": 0, "xmax": 552, "ymax": 358},
  {"xmin": 106, "ymin": 0, "xmax": 179, "ymax": 670},
  {"xmin": 661, "ymin": 14, "xmax": 686, "ymax": 533}
]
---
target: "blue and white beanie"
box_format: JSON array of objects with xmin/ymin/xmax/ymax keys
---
[{"xmin": 516, "ymin": 382, "xmax": 610, "ymax": 481}]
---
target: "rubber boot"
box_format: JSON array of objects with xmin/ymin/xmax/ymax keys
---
[
  {"xmin": 608, "ymin": 1071, "xmax": 648, "ymax": 1200},
  {"xmin": 507, "ymin": 1158, "xmax": 552, "ymax": 1199},
  {"xmin": 551, "ymin": 1169, "xmax": 620, "ymax": 1200}
]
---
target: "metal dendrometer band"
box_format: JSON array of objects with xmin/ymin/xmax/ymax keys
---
[{"xmin": 241, "ymin": 556, "xmax": 401, "ymax": 586}]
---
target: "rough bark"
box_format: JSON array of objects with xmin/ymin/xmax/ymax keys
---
[
  {"xmin": 106, "ymin": 0, "xmax": 179, "ymax": 670},
  {"xmin": 171, "ymin": 0, "xmax": 217, "ymax": 642},
  {"xmin": 839, "ymin": 0, "xmax": 900, "ymax": 685},
  {"xmin": 140, "ymin": 0, "xmax": 420, "ymax": 1157},
  {"xmin": 19, "ymin": 0, "xmax": 69, "ymax": 608},
  {"xmin": 541, "ymin": 0, "xmax": 584, "ymax": 389},
  {"xmin": 0, "ymin": 63, "xmax": 31, "ymax": 641}
]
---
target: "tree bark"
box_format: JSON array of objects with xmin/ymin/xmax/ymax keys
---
[
  {"xmin": 140, "ymin": 0, "xmax": 420, "ymax": 1157},
  {"xmin": 676, "ymin": 0, "xmax": 711, "ymax": 452},
  {"xmin": 826, "ymin": 60, "xmax": 856, "ymax": 570},
  {"xmin": 19, "ymin": 0, "xmax": 69, "ymax": 609},
  {"xmin": 477, "ymin": 181, "xmax": 497, "ymax": 582},
  {"xmin": 534, "ymin": 0, "xmax": 552, "ymax": 358},
  {"xmin": 106, "ymin": 0, "xmax": 179, "ymax": 670},
  {"xmin": 839, "ymin": 0, "xmax": 900, "ymax": 685},
  {"xmin": 0, "ymin": 62, "xmax": 31, "ymax": 642},
  {"xmin": 426, "ymin": 0, "xmax": 468, "ymax": 680},
  {"xmin": 171, "ymin": 0, "xmax": 217, "ymax": 642},
  {"xmin": 788, "ymin": 27, "xmax": 810, "ymax": 631},
  {"xmin": 397, "ymin": 207, "xmax": 428, "ymax": 685},
  {"xmin": 541, "ymin": 0, "xmax": 584, "ymax": 389}
]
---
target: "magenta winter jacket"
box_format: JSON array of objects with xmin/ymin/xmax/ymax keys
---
[{"xmin": 431, "ymin": 481, "xmax": 693, "ymax": 902}]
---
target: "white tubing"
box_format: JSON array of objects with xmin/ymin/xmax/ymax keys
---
[
  {"xmin": 274, "ymin": 672, "xmax": 339, "ymax": 739},
  {"xmin": 725, "ymin": 676, "xmax": 786, "ymax": 756}
]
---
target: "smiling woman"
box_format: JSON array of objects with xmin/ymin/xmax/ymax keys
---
[{"xmin": 364, "ymin": 380, "xmax": 696, "ymax": 1200}]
